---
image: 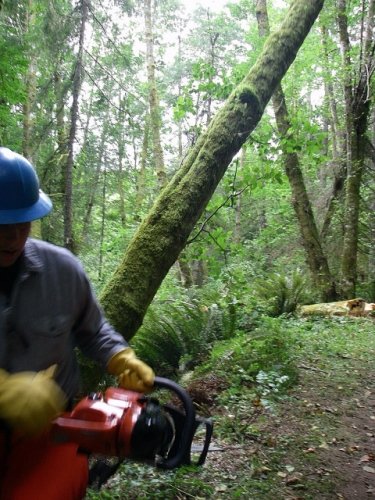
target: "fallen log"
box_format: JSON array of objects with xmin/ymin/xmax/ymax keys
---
[{"xmin": 298, "ymin": 298, "xmax": 375, "ymax": 317}]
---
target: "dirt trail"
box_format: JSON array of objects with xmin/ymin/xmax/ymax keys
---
[{"xmin": 205, "ymin": 357, "xmax": 375, "ymax": 499}]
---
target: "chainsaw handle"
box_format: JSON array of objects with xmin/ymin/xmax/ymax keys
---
[{"xmin": 153, "ymin": 376, "xmax": 196, "ymax": 469}]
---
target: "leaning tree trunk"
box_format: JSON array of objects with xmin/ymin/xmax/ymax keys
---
[
  {"xmin": 255, "ymin": 0, "xmax": 336, "ymax": 302},
  {"xmin": 99, "ymin": 0, "xmax": 325, "ymax": 341}
]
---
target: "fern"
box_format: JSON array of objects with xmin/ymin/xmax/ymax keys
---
[
  {"xmin": 131, "ymin": 290, "xmax": 236, "ymax": 376},
  {"xmin": 253, "ymin": 270, "xmax": 309, "ymax": 317}
]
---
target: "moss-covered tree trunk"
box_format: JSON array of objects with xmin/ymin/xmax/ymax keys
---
[
  {"xmin": 255, "ymin": 0, "xmax": 336, "ymax": 302},
  {"xmin": 99, "ymin": 0, "xmax": 325, "ymax": 341}
]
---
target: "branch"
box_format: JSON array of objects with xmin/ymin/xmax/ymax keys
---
[{"xmin": 187, "ymin": 186, "xmax": 248, "ymax": 245}]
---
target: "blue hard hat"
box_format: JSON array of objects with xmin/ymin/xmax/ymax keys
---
[{"xmin": 0, "ymin": 147, "xmax": 52, "ymax": 224}]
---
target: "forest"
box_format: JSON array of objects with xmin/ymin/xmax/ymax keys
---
[
  {"xmin": 1, "ymin": 0, "xmax": 374, "ymax": 326},
  {"xmin": 1, "ymin": 0, "xmax": 375, "ymax": 498}
]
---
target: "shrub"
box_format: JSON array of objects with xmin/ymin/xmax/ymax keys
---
[
  {"xmin": 253, "ymin": 270, "xmax": 311, "ymax": 317},
  {"xmin": 132, "ymin": 287, "xmax": 238, "ymax": 377}
]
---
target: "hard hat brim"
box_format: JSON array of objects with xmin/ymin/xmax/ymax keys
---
[{"xmin": 0, "ymin": 189, "xmax": 52, "ymax": 224}]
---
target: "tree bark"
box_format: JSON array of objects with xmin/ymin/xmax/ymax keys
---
[
  {"xmin": 117, "ymin": 98, "xmax": 127, "ymax": 229},
  {"xmin": 338, "ymin": 0, "xmax": 374, "ymax": 297},
  {"xmin": 98, "ymin": 169, "xmax": 107, "ymax": 281},
  {"xmin": 99, "ymin": 0, "xmax": 325, "ymax": 340},
  {"xmin": 21, "ymin": 0, "xmax": 41, "ymax": 239},
  {"xmin": 144, "ymin": 0, "xmax": 167, "ymax": 190},
  {"xmin": 319, "ymin": 23, "xmax": 347, "ymax": 240},
  {"xmin": 64, "ymin": 0, "xmax": 87, "ymax": 252},
  {"xmin": 54, "ymin": 67, "xmax": 69, "ymax": 198},
  {"xmin": 368, "ymin": 107, "xmax": 375, "ymax": 301},
  {"xmin": 80, "ymin": 118, "xmax": 109, "ymax": 248},
  {"xmin": 254, "ymin": 0, "xmax": 336, "ymax": 301},
  {"xmin": 234, "ymin": 148, "xmax": 245, "ymax": 246},
  {"xmin": 135, "ymin": 113, "xmax": 149, "ymax": 220}
]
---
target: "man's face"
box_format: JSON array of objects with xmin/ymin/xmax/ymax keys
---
[{"xmin": 0, "ymin": 222, "xmax": 31, "ymax": 267}]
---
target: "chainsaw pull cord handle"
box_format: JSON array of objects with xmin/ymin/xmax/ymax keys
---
[{"xmin": 153, "ymin": 376, "xmax": 196, "ymax": 469}]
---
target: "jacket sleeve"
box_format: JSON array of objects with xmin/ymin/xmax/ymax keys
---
[{"xmin": 70, "ymin": 261, "xmax": 128, "ymax": 369}]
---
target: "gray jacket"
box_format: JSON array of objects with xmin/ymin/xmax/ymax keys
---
[{"xmin": 0, "ymin": 238, "xmax": 128, "ymax": 398}]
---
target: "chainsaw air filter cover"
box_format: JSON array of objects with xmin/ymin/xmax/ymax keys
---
[{"xmin": 130, "ymin": 399, "xmax": 175, "ymax": 460}]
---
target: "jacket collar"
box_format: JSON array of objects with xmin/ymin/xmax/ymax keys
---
[{"xmin": 22, "ymin": 238, "xmax": 44, "ymax": 273}]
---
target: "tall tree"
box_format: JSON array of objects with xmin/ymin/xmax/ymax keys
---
[
  {"xmin": 21, "ymin": 0, "xmax": 36, "ymax": 162},
  {"xmin": 338, "ymin": 0, "xmax": 375, "ymax": 297},
  {"xmin": 64, "ymin": 0, "xmax": 88, "ymax": 252},
  {"xmin": 144, "ymin": 0, "xmax": 167, "ymax": 189},
  {"xmin": 0, "ymin": 0, "xmax": 28, "ymax": 150},
  {"xmin": 254, "ymin": 0, "xmax": 336, "ymax": 301},
  {"xmin": 319, "ymin": 23, "xmax": 347, "ymax": 241},
  {"xmin": 99, "ymin": 0, "xmax": 326, "ymax": 340}
]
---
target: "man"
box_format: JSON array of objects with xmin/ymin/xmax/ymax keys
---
[{"xmin": 0, "ymin": 147, "xmax": 155, "ymax": 499}]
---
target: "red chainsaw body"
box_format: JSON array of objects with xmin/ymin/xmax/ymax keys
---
[
  {"xmin": 51, "ymin": 388, "xmax": 144, "ymax": 458},
  {"xmin": 50, "ymin": 377, "xmax": 213, "ymax": 473}
]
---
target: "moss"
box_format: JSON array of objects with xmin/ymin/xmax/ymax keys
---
[{"xmin": 99, "ymin": 0, "xmax": 325, "ymax": 341}]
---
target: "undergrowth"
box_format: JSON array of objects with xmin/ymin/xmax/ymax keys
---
[{"xmin": 84, "ymin": 314, "xmax": 375, "ymax": 500}]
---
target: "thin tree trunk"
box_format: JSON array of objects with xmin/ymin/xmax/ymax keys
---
[
  {"xmin": 178, "ymin": 252, "xmax": 193, "ymax": 288},
  {"xmin": 99, "ymin": 0, "xmax": 325, "ymax": 340},
  {"xmin": 320, "ymin": 25, "xmax": 339, "ymax": 161},
  {"xmin": 64, "ymin": 0, "xmax": 87, "ymax": 252},
  {"xmin": 368, "ymin": 107, "xmax": 375, "ymax": 301},
  {"xmin": 174, "ymin": 33, "xmax": 194, "ymax": 287},
  {"xmin": 98, "ymin": 169, "xmax": 107, "ymax": 281},
  {"xmin": 80, "ymin": 118, "xmax": 109, "ymax": 247},
  {"xmin": 320, "ymin": 24, "xmax": 347, "ymax": 242},
  {"xmin": 192, "ymin": 260, "xmax": 207, "ymax": 287},
  {"xmin": 117, "ymin": 98, "xmax": 127, "ymax": 229},
  {"xmin": 338, "ymin": 0, "xmax": 374, "ymax": 297},
  {"xmin": 135, "ymin": 113, "xmax": 150, "ymax": 220},
  {"xmin": 255, "ymin": 0, "xmax": 336, "ymax": 301},
  {"xmin": 21, "ymin": 0, "xmax": 35, "ymax": 163},
  {"xmin": 21, "ymin": 1, "xmax": 41, "ymax": 240},
  {"xmin": 319, "ymin": 21, "xmax": 347, "ymax": 240},
  {"xmin": 144, "ymin": 0, "xmax": 166, "ymax": 189},
  {"xmin": 177, "ymin": 35, "xmax": 183, "ymax": 159},
  {"xmin": 235, "ymin": 148, "xmax": 245, "ymax": 245},
  {"xmin": 206, "ymin": 17, "xmax": 219, "ymax": 125},
  {"xmin": 53, "ymin": 67, "xmax": 70, "ymax": 206},
  {"xmin": 320, "ymin": 18, "xmax": 347, "ymax": 235}
]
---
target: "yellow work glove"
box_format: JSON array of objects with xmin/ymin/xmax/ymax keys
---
[
  {"xmin": 0, "ymin": 369, "xmax": 7, "ymax": 385},
  {"xmin": 107, "ymin": 348, "xmax": 155, "ymax": 393},
  {"xmin": 0, "ymin": 365, "xmax": 67, "ymax": 436}
]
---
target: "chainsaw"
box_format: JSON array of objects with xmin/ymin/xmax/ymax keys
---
[{"xmin": 50, "ymin": 377, "xmax": 213, "ymax": 487}]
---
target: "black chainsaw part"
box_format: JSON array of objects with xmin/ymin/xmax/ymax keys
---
[
  {"xmin": 88, "ymin": 458, "xmax": 122, "ymax": 489},
  {"xmin": 130, "ymin": 399, "xmax": 175, "ymax": 459},
  {"xmin": 152, "ymin": 377, "xmax": 213, "ymax": 469}
]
